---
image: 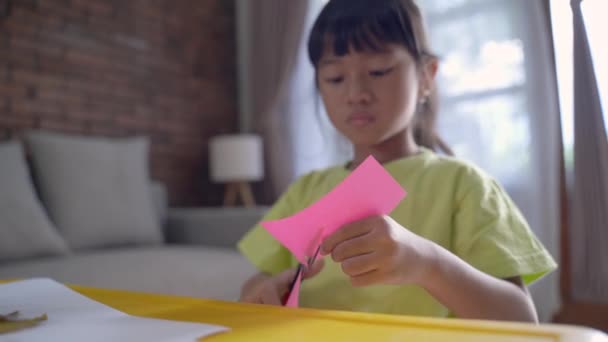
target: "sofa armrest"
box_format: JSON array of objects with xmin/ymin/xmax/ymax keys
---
[{"xmin": 166, "ymin": 207, "xmax": 269, "ymax": 248}]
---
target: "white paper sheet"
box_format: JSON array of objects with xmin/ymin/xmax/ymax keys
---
[{"xmin": 0, "ymin": 278, "xmax": 228, "ymax": 342}]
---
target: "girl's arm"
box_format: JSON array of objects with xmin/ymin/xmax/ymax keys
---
[
  {"xmin": 321, "ymin": 215, "xmax": 538, "ymax": 322},
  {"xmin": 421, "ymin": 245, "xmax": 537, "ymax": 322}
]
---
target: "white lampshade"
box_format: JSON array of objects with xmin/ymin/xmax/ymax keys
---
[{"xmin": 209, "ymin": 134, "xmax": 264, "ymax": 182}]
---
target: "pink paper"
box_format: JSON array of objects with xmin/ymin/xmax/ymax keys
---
[
  {"xmin": 262, "ymin": 156, "xmax": 406, "ymax": 307},
  {"xmin": 284, "ymin": 271, "xmax": 302, "ymax": 307}
]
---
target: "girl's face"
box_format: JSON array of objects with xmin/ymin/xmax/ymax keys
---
[{"xmin": 317, "ymin": 44, "xmax": 433, "ymax": 147}]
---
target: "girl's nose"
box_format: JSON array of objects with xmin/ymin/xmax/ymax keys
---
[{"xmin": 346, "ymin": 77, "xmax": 373, "ymax": 105}]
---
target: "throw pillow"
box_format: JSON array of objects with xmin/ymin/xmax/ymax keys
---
[
  {"xmin": 0, "ymin": 140, "xmax": 69, "ymax": 261},
  {"xmin": 25, "ymin": 131, "xmax": 163, "ymax": 250}
]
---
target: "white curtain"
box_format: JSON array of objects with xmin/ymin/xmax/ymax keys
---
[
  {"xmin": 288, "ymin": 0, "xmax": 351, "ymax": 179},
  {"xmin": 551, "ymin": 0, "xmax": 608, "ymax": 306},
  {"xmin": 421, "ymin": 0, "xmax": 562, "ymax": 322},
  {"xmin": 569, "ymin": 0, "xmax": 608, "ymax": 303},
  {"xmin": 235, "ymin": 0, "xmax": 311, "ymax": 199},
  {"xmin": 286, "ymin": 0, "xmax": 562, "ymax": 322}
]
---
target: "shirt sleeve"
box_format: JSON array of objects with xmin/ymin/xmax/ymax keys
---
[
  {"xmin": 237, "ymin": 178, "xmax": 306, "ymax": 275},
  {"xmin": 452, "ymin": 174, "xmax": 558, "ymax": 285}
]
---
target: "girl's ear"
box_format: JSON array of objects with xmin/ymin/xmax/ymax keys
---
[{"xmin": 419, "ymin": 58, "xmax": 439, "ymax": 98}]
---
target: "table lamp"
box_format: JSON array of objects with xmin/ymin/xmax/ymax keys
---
[{"xmin": 209, "ymin": 134, "xmax": 263, "ymax": 207}]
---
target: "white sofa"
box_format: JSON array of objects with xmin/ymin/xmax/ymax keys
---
[
  {"xmin": 0, "ymin": 206, "xmax": 264, "ymax": 301},
  {"xmin": 0, "ymin": 132, "xmax": 264, "ymax": 302}
]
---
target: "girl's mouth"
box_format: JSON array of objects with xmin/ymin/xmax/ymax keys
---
[{"xmin": 347, "ymin": 113, "xmax": 376, "ymax": 127}]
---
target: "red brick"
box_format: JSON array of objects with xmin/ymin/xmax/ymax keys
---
[
  {"xmin": 0, "ymin": 114, "xmax": 36, "ymax": 125},
  {"xmin": 1, "ymin": 0, "xmax": 237, "ymax": 206},
  {"xmin": 38, "ymin": 118, "xmax": 88, "ymax": 135},
  {"xmin": 36, "ymin": 87, "xmax": 85, "ymax": 105},
  {"xmin": 0, "ymin": 98, "xmax": 8, "ymax": 112},
  {"xmin": 2, "ymin": 17, "xmax": 38, "ymax": 36},
  {"xmin": 65, "ymin": 50, "xmax": 109, "ymax": 69},
  {"xmin": 7, "ymin": 7, "xmax": 61, "ymax": 31},
  {"xmin": 12, "ymin": 99, "xmax": 65, "ymax": 117},
  {"xmin": 37, "ymin": 1, "xmax": 87, "ymax": 23},
  {"xmin": 37, "ymin": 54, "xmax": 70, "ymax": 74},
  {"xmin": 88, "ymin": 1, "xmax": 113, "ymax": 17},
  {"xmin": 37, "ymin": 14, "xmax": 66, "ymax": 31},
  {"xmin": 10, "ymin": 36, "xmax": 64, "ymax": 58},
  {"xmin": 71, "ymin": 0, "xmax": 113, "ymax": 17},
  {"xmin": 0, "ymin": 49, "xmax": 38, "ymax": 70},
  {"xmin": 12, "ymin": 69, "xmax": 66, "ymax": 89},
  {"xmin": 0, "ymin": 83, "xmax": 29, "ymax": 98},
  {"xmin": 0, "ymin": 62, "xmax": 10, "ymax": 76},
  {"xmin": 4, "ymin": 7, "xmax": 39, "ymax": 29}
]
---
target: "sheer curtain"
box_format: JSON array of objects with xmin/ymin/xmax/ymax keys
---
[
  {"xmin": 288, "ymin": 0, "xmax": 351, "ymax": 179},
  {"xmin": 235, "ymin": 0, "xmax": 311, "ymax": 199},
  {"xmin": 570, "ymin": 0, "xmax": 608, "ymax": 303},
  {"xmin": 551, "ymin": 1, "xmax": 608, "ymax": 329},
  {"xmin": 420, "ymin": 0, "xmax": 561, "ymax": 322},
  {"xmin": 551, "ymin": 0, "xmax": 608, "ymax": 175}
]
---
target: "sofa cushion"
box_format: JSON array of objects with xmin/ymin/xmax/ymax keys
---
[
  {"xmin": 150, "ymin": 181, "xmax": 168, "ymax": 227},
  {"xmin": 25, "ymin": 131, "xmax": 163, "ymax": 250},
  {"xmin": 0, "ymin": 141, "xmax": 69, "ymax": 261},
  {"xmin": 0, "ymin": 246, "xmax": 257, "ymax": 301}
]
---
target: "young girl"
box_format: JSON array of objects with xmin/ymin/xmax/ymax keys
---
[{"xmin": 237, "ymin": 0, "xmax": 556, "ymax": 322}]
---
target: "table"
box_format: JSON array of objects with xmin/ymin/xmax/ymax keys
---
[{"xmin": 60, "ymin": 284, "xmax": 606, "ymax": 342}]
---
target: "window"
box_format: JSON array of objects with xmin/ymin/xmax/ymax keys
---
[
  {"xmin": 421, "ymin": 0, "xmax": 562, "ymax": 321},
  {"xmin": 421, "ymin": 0, "xmax": 531, "ymax": 184}
]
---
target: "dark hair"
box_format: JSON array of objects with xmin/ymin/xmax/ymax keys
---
[{"xmin": 307, "ymin": 0, "xmax": 453, "ymax": 155}]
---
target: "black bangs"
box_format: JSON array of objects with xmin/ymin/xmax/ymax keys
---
[{"xmin": 308, "ymin": 0, "xmax": 421, "ymax": 67}]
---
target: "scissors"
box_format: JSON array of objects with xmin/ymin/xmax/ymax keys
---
[{"xmin": 282, "ymin": 244, "xmax": 322, "ymax": 305}]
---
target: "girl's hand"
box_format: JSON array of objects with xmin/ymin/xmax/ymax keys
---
[
  {"xmin": 321, "ymin": 215, "xmax": 437, "ymax": 287},
  {"xmin": 239, "ymin": 258, "xmax": 325, "ymax": 305}
]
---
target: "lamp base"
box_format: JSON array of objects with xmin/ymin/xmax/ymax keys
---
[{"xmin": 223, "ymin": 181, "xmax": 256, "ymax": 207}]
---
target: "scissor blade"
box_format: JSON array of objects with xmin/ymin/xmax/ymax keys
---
[{"xmin": 307, "ymin": 244, "xmax": 322, "ymax": 268}]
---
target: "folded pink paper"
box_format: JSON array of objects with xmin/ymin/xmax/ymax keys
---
[
  {"xmin": 261, "ymin": 156, "xmax": 406, "ymax": 307},
  {"xmin": 284, "ymin": 271, "xmax": 302, "ymax": 307}
]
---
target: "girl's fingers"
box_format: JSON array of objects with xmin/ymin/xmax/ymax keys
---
[
  {"xmin": 260, "ymin": 286, "xmax": 282, "ymax": 305},
  {"xmin": 350, "ymin": 269, "xmax": 384, "ymax": 287},
  {"xmin": 321, "ymin": 216, "xmax": 379, "ymax": 254},
  {"xmin": 274, "ymin": 268, "xmax": 298, "ymax": 292},
  {"xmin": 331, "ymin": 233, "xmax": 375, "ymax": 262},
  {"xmin": 340, "ymin": 252, "xmax": 378, "ymax": 277},
  {"xmin": 303, "ymin": 258, "xmax": 325, "ymax": 279}
]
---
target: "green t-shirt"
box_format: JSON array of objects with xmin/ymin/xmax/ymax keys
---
[{"xmin": 237, "ymin": 148, "xmax": 557, "ymax": 317}]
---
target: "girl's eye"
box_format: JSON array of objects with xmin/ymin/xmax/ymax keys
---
[
  {"xmin": 324, "ymin": 76, "xmax": 344, "ymax": 84},
  {"xmin": 370, "ymin": 67, "xmax": 394, "ymax": 77}
]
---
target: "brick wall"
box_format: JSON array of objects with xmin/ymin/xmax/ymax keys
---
[{"xmin": 0, "ymin": 0, "xmax": 237, "ymax": 206}]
